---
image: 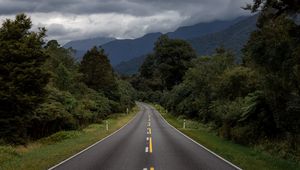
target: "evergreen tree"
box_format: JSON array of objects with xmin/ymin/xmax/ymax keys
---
[
  {"xmin": 0, "ymin": 14, "xmax": 49, "ymax": 144},
  {"xmin": 79, "ymin": 47, "xmax": 117, "ymax": 98},
  {"xmin": 154, "ymin": 35, "xmax": 197, "ymax": 90},
  {"xmin": 244, "ymin": 0, "xmax": 300, "ymax": 144}
]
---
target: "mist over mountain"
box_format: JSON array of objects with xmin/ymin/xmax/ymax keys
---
[
  {"xmin": 63, "ymin": 15, "xmax": 257, "ymax": 75},
  {"xmin": 101, "ymin": 32, "xmax": 162, "ymax": 66},
  {"xmin": 167, "ymin": 16, "xmax": 247, "ymax": 39},
  {"xmin": 114, "ymin": 15, "xmax": 257, "ymax": 75},
  {"xmin": 64, "ymin": 37, "xmax": 115, "ymax": 50},
  {"xmin": 189, "ymin": 15, "xmax": 258, "ymax": 58}
]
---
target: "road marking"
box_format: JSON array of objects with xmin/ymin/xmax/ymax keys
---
[
  {"xmin": 149, "ymin": 137, "xmax": 153, "ymax": 153},
  {"xmin": 147, "ymin": 122, "xmax": 151, "ymax": 127},
  {"xmin": 143, "ymin": 168, "xmax": 147, "ymax": 170},
  {"xmin": 147, "ymin": 128, "xmax": 151, "ymax": 134},
  {"xmin": 146, "ymin": 137, "xmax": 149, "ymax": 141},
  {"xmin": 145, "ymin": 147, "xmax": 149, "ymax": 153},
  {"xmin": 150, "ymin": 167, "xmax": 154, "ymax": 170}
]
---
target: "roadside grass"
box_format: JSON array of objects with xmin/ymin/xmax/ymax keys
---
[
  {"xmin": 153, "ymin": 104, "xmax": 300, "ymax": 170},
  {"xmin": 0, "ymin": 106, "xmax": 138, "ymax": 170}
]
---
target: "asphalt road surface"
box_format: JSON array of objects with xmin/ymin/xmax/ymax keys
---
[{"xmin": 49, "ymin": 102, "xmax": 240, "ymax": 170}]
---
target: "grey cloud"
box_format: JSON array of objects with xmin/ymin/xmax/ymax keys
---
[
  {"xmin": 46, "ymin": 24, "xmax": 80, "ymax": 36},
  {"xmin": 0, "ymin": 0, "xmax": 252, "ymax": 43},
  {"xmin": 0, "ymin": 0, "xmax": 250, "ymax": 17}
]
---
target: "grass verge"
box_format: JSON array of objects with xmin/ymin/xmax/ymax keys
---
[
  {"xmin": 0, "ymin": 106, "xmax": 139, "ymax": 170},
  {"xmin": 153, "ymin": 104, "xmax": 300, "ymax": 170}
]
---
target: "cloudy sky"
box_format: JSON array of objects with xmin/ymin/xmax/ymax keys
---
[{"xmin": 0, "ymin": 0, "xmax": 252, "ymax": 44}]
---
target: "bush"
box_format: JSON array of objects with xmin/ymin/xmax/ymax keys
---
[
  {"xmin": 230, "ymin": 124, "xmax": 259, "ymax": 145},
  {"xmin": 39, "ymin": 131, "xmax": 81, "ymax": 144},
  {"xmin": 0, "ymin": 146, "xmax": 19, "ymax": 164}
]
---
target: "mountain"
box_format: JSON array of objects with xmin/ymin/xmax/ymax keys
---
[
  {"xmin": 64, "ymin": 16, "xmax": 246, "ymax": 65},
  {"xmin": 63, "ymin": 37, "xmax": 115, "ymax": 59},
  {"xmin": 104, "ymin": 17, "xmax": 246, "ymax": 66},
  {"xmin": 189, "ymin": 15, "xmax": 258, "ymax": 58},
  {"xmin": 63, "ymin": 15, "xmax": 257, "ymax": 75},
  {"xmin": 101, "ymin": 32, "xmax": 162, "ymax": 66},
  {"xmin": 167, "ymin": 16, "xmax": 247, "ymax": 39},
  {"xmin": 115, "ymin": 15, "xmax": 257, "ymax": 75},
  {"xmin": 114, "ymin": 55, "xmax": 147, "ymax": 75}
]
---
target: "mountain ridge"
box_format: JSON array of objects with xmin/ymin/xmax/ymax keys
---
[{"xmin": 64, "ymin": 16, "xmax": 248, "ymax": 65}]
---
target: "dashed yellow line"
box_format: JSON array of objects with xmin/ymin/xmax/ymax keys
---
[
  {"xmin": 150, "ymin": 167, "xmax": 154, "ymax": 170},
  {"xmin": 149, "ymin": 137, "xmax": 153, "ymax": 153},
  {"xmin": 147, "ymin": 128, "xmax": 151, "ymax": 135}
]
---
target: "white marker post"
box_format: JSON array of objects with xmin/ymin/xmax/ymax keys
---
[
  {"xmin": 126, "ymin": 108, "xmax": 129, "ymax": 114},
  {"xmin": 106, "ymin": 120, "xmax": 108, "ymax": 131},
  {"xmin": 183, "ymin": 119, "xmax": 186, "ymax": 129}
]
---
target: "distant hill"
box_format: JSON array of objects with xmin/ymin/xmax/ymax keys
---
[
  {"xmin": 101, "ymin": 32, "xmax": 162, "ymax": 66},
  {"xmin": 115, "ymin": 15, "xmax": 257, "ymax": 75},
  {"xmin": 167, "ymin": 16, "xmax": 247, "ymax": 39},
  {"xmin": 114, "ymin": 55, "xmax": 147, "ymax": 75},
  {"xmin": 63, "ymin": 37, "xmax": 115, "ymax": 59},
  {"xmin": 64, "ymin": 16, "xmax": 246, "ymax": 66},
  {"xmin": 189, "ymin": 15, "xmax": 258, "ymax": 58},
  {"xmin": 63, "ymin": 15, "xmax": 257, "ymax": 75}
]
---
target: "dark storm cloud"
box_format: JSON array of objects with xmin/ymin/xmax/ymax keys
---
[
  {"xmin": 0, "ymin": 0, "xmax": 252, "ymax": 43},
  {"xmin": 0, "ymin": 0, "xmax": 249, "ymax": 17}
]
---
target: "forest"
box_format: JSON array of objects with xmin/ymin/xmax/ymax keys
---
[
  {"xmin": 0, "ymin": 0, "xmax": 299, "ymax": 163},
  {"xmin": 0, "ymin": 14, "xmax": 136, "ymax": 144}
]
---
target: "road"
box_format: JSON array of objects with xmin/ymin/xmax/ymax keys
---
[{"xmin": 49, "ymin": 102, "xmax": 240, "ymax": 170}]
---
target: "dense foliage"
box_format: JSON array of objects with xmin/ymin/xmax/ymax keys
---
[
  {"xmin": 0, "ymin": 14, "xmax": 49, "ymax": 144},
  {"xmin": 0, "ymin": 15, "xmax": 136, "ymax": 144},
  {"xmin": 132, "ymin": 35, "xmax": 197, "ymax": 101},
  {"xmin": 132, "ymin": 1, "xmax": 300, "ymax": 160}
]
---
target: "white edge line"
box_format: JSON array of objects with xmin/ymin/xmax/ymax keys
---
[
  {"xmin": 48, "ymin": 110, "xmax": 140, "ymax": 170},
  {"xmin": 151, "ymin": 105, "xmax": 242, "ymax": 170}
]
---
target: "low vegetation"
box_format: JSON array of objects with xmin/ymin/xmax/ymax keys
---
[{"xmin": 0, "ymin": 106, "xmax": 138, "ymax": 170}]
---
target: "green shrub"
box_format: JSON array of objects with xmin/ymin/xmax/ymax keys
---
[
  {"xmin": 39, "ymin": 131, "xmax": 81, "ymax": 144},
  {"xmin": 0, "ymin": 146, "xmax": 20, "ymax": 164},
  {"xmin": 231, "ymin": 124, "xmax": 259, "ymax": 145}
]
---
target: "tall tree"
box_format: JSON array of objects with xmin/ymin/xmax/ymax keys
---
[
  {"xmin": 79, "ymin": 47, "xmax": 117, "ymax": 98},
  {"xmin": 137, "ymin": 35, "xmax": 197, "ymax": 92},
  {"xmin": 244, "ymin": 0, "xmax": 300, "ymax": 143},
  {"xmin": 154, "ymin": 35, "xmax": 197, "ymax": 90},
  {"xmin": 0, "ymin": 14, "xmax": 49, "ymax": 143},
  {"xmin": 244, "ymin": 0, "xmax": 300, "ymax": 28}
]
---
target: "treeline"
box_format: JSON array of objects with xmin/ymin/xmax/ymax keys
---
[
  {"xmin": 0, "ymin": 14, "xmax": 136, "ymax": 144},
  {"xmin": 132, "ymin": 0, "xmax": 300, "ymax": 159}
]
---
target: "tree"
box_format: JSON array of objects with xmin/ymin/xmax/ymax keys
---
[
  {"xmin": 44, "ymin": 40, "xmax": 76, "ymax": 92},
  {"xmin": 217, "ymin": 66, "xmax": 258, "ymax": 100},
  {"xmin": 243, "ymin": 1, "xmax": 300, "ymax": 142},
  {"xmin": 79, "ymin": 47, "xmax": 117, "ymax": 98},
  {"xmin": 154, "ymin": 35, "xmax": 197, "ymax": 90},
  {"xmin": 0, "ymin": 14, "xmax": 49, "ymax": 143},
  {"xmin": 244, "ymin": 0, "xmax": 300, "ymax": 28}
]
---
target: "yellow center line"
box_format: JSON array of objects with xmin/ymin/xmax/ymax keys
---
[
  {"xmin": 150, "ymin": 167, "xmax": 154, "ymax": 170},
  {"xmin": 149, "ymin": 137, "xmax": 153, "ymax": 153},
  {"xmin": 147, "ymin": 128, "xmax": 151, "ymax": 135}
]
